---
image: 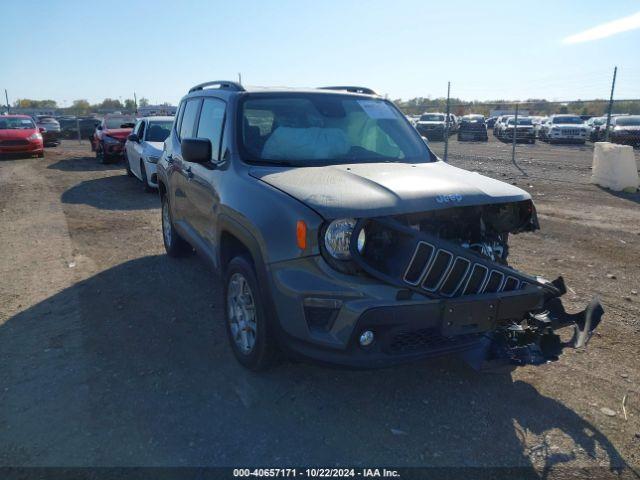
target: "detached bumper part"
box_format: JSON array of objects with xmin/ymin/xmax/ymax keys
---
[{"xmin": 464, "ymin": 277, "xmax": 604, "ymax": 370}]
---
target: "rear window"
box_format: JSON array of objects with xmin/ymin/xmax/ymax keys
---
[
  {"xmin": 615, "ymin": 116, "xmax": 640, "ymax": 126},
  {"xmin": 105, "ymin": 117, "xmax": 136, "ymax": 129},
  {"xmin": 145, "ymin": 121, "xmax": 173, "ymax": 142},
  {"xmin": 552, "ymin": 116, "xmax": 582, "ymax": 124},
  {"xmin": 420, "ymin": 114, "xmax": 445, "ymax": 122}
]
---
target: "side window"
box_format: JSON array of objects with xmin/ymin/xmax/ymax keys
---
[
  {"xmin": 196, "ymin": 98, "xmax": 226, "ymax": 161},
  {"xmin": 179, "ymin": 99, "xmax": 200, "ymax": 140},
  {"xmin": 175, "ymin": 101, "xmax": 186, "ymax": 136},
  {"xmin": 137, "ymin": 120, "xmax": 146, "ymax": 140}
]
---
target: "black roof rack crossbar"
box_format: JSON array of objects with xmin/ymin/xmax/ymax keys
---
[
  {"xmin": 189, "ymin": 80, "xmax": 245, "ymax": 93},
  {"xmin": 318, "ymin": 86, "xmax": 377, "ymax": 95}
]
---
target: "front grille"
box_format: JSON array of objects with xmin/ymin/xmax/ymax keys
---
[
  {"xmin": 388, "ymin": 328, "xmax": 481, "ymax": 354},
  {"xmin": 403, "ymin": 241, "xmax": 522, "ymax": 297},
  {"xmin": 0, "ymin": 140, "xmax": 29, "ymax": 146},
  {"xmin": 562, "ymin": 129, "xmax": 581, "ymax": 135}
]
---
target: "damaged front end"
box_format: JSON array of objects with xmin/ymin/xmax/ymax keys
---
[{"xmin": 347, "ymin": 199, "xmax": 604, "ymax": 369}]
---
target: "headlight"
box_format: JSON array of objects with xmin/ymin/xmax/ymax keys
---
[
  {"xmin": 146, "ymin": 155, "xmax": 160, "ymax": 164},
  {"xmin": 323, "ymin": 218, "xmax": 366, "ymax": 260},
  {"xmin": 27, "ymin": 133, "xmax": 42, "ymax": 141}
]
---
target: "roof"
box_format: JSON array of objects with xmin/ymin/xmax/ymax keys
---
[
  {"xmin": 187, "ymin": 82, "xmax": 378, "ymax": 97},
  {"xmin": 1, "ymin": 114, "xmax": 32, "ymax": 118},
  {"xmin": 141, "ymin": 116, "xmax": 174, "ymax": 121}
]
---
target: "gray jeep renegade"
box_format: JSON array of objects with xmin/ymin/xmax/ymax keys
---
[{"xmin": 157, "ymin": 81, "xmax": 603, "ymax": 371}]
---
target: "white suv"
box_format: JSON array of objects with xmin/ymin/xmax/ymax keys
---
[{"xmin": 539, "ymin": 115, "xmax": 588, "ymax": 144}]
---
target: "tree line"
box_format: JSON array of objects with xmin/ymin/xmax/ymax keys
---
[{"xmin": 11, "ymin": 97, "xmax": 167, "ymax": 113}]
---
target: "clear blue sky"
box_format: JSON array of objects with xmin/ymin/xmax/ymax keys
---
[{"xmin": 1, "ymin": 0, "xmax": 639, "ymax": 106}]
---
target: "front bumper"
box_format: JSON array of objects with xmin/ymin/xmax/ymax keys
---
[
  {"xmin": 0, "ymin": 141, "xmax": 44, "ymax": 154},
  {"xmin": 268, "ymin": 212, "xmax": 603, "ymax": 368},
  {"xmin": 104, "ymin": 141, "xmax": 125, "ymax": 156}
]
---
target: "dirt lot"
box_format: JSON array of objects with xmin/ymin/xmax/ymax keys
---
[{"xmin": 1, "ymin": 138, "xmax": 639, "ymax": 477}]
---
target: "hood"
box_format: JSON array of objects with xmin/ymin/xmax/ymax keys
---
[
  {"xmin": 553, "ymin": 124, "xmax": 585, "ymax": 129},
  {"xmin": 0, "ymin": 128, "xmax": 37, "ymax": 140},
  {"xmin": 143, "ymin": 142, "xmax": 164, "ymax": 155},
  {"xmin": 249, "ymin": 161, "xmax": 531, "ymax": 219},
  {"xmin": 615, "ymin": 125, "xmax": 640, "ymax": 131},
  {"xmin": 104, "ymin": 128, "xmax": 132, "ymax": 139}
]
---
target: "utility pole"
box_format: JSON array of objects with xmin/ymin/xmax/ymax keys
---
[
  {"xmin": 444, "ymin": 81, "xmax": 451, "ymax": 162},
  {"xmin": 604, "ymin": 66, "xmax": 617, "ymax": 142},
  {"xmin": 238, "ymin": 72, "xmax": 242, "ymax": 85},
  {"xmin": 134, "ymin": 92, "xmax": 138, "ymax": 115},
  {"xmin": 511, "ymin": 103, "xmax": 519, "ymax": 164},
  {"xmin": 4, "ymin": 89, "xmax": 9, "ymax": 114}
]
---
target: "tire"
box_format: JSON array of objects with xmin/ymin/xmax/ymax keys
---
[
  {"xmin": 37, "ymin": 151, "xmax": 45, "ymax": 158},
  {"xmin": 140, "ymin": 161, "xmax": 154, "ymax": 193},
  {"xmin": 96, "ymin": 142, "xmax": 110, "ymax": 164},
  {"xmin": 224, "ymin": 255, "xmax": 277, "ymax": 371},
  {"xmin": 161, "ymin": 194, "xmax": 191, "ymax": 257},
  {"xmin": 457, "ymin": 134, "xmax": 462, "ymax": 141}
]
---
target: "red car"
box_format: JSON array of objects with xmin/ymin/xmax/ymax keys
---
[
  {"xmin": 91, "ymin": 114, "xmax": 136, "ymax": 163},
  {"xmin": 0, "ymin": 115, "xmax": 45, "ymax": 158}
]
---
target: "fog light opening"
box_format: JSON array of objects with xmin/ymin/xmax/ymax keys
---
[{"xmin": 359, "ymin": 330, "xmax": 375, "ymax": 347}]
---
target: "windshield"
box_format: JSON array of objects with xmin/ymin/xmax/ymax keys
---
[
  {"xmin": 419, "ymin": 114, "xmax": 445, "ymax": 122},
  {"xmin": 507, "ymin": 118, "xmax": 532, "ymax": 125},
  {"xmin": 105, "ymin": 117, "xmax": 136, "ymax": 129},
  {"xmin": 240, "ymin": 94, "xmax": 430, "ymax": 166},
  {"xmin": 462, "ymin": 115, "xmax": 483, "ymax": 122},
  {"xmin": 553, "ymin": 116, "xmax": 582, "ymax": 124},
  {"xmin": 145, "ymin": 121, "xmax": 173, "ymax": 142},
  {"xmin": 0, "ymin": 117, "xmax": 36, "ymax": 130},
  {"xmin": 37, "ymin": 117, "xmax": 57, "ymax": 123},
  {"xmin": 615, "ymin": 116, "xmax": 640, "ymax": 126}
]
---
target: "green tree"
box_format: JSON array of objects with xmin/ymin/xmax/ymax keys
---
[
  {"xmin": 124, "ymin": 99, "xmax": 136, "ymax": 112},
  {"xmin": 71, "ymin": 99, "xmax": 90, "ymax": 113},
  {"xmin": 99, "ymin": 98, "xmax": 124, "ymax": 110},
  {"xmin": 139, "ymin": 97, "xmax": 150, "ymax": 107}
]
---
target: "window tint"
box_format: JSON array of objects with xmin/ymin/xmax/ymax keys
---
[
  {"xmin": 175, "ymin": 102, "xmax": 185, "ymax": 135},
  {"xmin": 179, "ymin": 100, "xmax": 200, "ymax": 140},
  {"xmin": 137, "ymin": 120, "xmax": 146, "ymax": 139},
  {"xmin": 196, "ymin": 98, "xmax": 226, "ymax": 161}
]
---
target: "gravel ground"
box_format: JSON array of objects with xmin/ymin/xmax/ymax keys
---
[{"xmin": 0, "ymin": 138, "xmax": 639, "ymax": 478}]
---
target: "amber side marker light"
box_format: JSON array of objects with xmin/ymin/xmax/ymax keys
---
[{"xmin": 296, "ymin": 220, "xmax": 307, "ymax": 250}]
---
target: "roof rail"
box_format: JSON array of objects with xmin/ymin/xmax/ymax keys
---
[
  {"xmin": 318, "ymin": 86, "xmax": 377, "ymax": 95},
  {"xmin": 189, "ymin": 80, "xmax": 245, "ymax": 93}
]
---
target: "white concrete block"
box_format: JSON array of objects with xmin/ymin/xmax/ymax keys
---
[{"xmin": 591, "ymin": 142, "xmax": 639, "ymax": 191}]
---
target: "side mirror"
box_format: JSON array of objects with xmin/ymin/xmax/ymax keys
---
[
  {"xmin": 182, "ymin": 138, "xmax": 211, "ymax": 164},
  {"xmin": 127, "ymin": 133, "xmax": 139, "ymax": 142},
  {"xmin": 96, "ymin": 125, "xmax": 103, "ymax": 130},
  {"xmin": 39, "ymin": 127, "xmax": 46, "ymax": 133}
]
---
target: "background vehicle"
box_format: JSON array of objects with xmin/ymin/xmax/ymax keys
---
[
  {"xmin": 539, "ymin": 114, "xmax": 588, "ymax": 144},
  {"xmin": 157, "ymin": 81, "xmax": 601, "ymax": 372},
  {"xmin": 585, "ymin": 116, "xmax": 607, "ymax": 142},
  {"xmin": 124, "ymin": 116, "xmax": 173, "ymax": 191},
  {"xmin": 497, "ymin": 117, "xmax": 535, "ymax": 143},
  {"xmin": 91, "ymin": 114, "xmax": 136, "ymax": 163},
  {"xmin": 457, "ymin": 114, "xmax": 488, "ymax": 141},
  {"xmin": 485, "ymin": 116, "xmax": 497, "ymax": 129},
  {"xmin": 34, "ymin": 116, "xmax": 61, "ymax": 146},
  {"xmin": 415, "ymin": 113, "xmax": 448, "ymax": 140},
  {"xmin": 0, "ymin": 115, "xmax": 44, "ymax": 157},
  {"xmin": 609, "ymin": 115, "xmax": 640, "ymax": 147},
  {"xmin": 493, "ymin": 115, "xmax": 511, "ymax": 136}
]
